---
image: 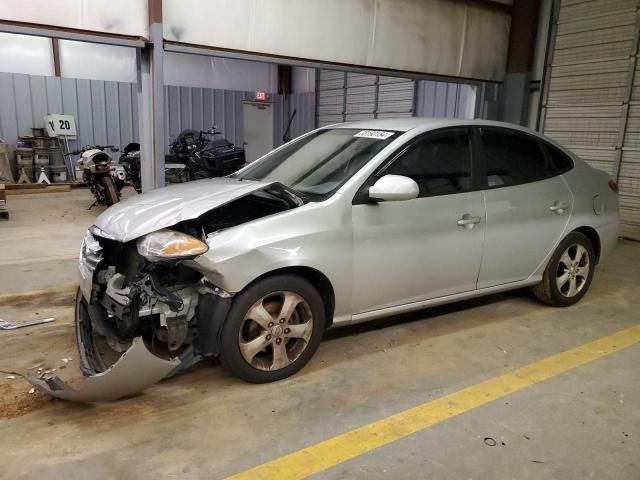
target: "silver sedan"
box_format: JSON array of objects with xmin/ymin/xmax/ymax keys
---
[{"xmin": 31, "ymin": 119, "xmax": 620, "ymax": 400}]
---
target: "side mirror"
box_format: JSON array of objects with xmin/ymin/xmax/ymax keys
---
[{"xmin": 369, "ymin": 175, "xmax": 419, "ymax": 202}]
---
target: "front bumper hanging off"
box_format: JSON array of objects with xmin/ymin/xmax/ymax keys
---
[
  {"xmin": 27, "ymin": 228, "xmax": 234, "ymax": 403},
  {"xmin": 26, "ymin": 337, "xmax": 180, "ymax": 402},
  {"xmin": 27, "ymin": 286, "xmax": 232, "ymax": 403}
]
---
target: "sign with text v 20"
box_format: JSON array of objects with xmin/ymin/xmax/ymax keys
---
[{"xmin": 45, "ymin": 114, "xmax": 77, "ymax": 137}]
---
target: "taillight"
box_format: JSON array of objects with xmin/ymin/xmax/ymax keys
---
[{"xmin": 608, "ymin": 179, "xmax": 619, "ymax": 193}]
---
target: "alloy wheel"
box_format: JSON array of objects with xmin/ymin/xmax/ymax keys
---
[
  {"xmin": 556, "ymin": 244, "xmax": 590, "ymax": 298},
  {"xmin": 238, "ymin": 291, "xmax": 314, "ymax": 371}
]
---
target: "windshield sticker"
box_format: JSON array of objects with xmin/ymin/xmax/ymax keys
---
[{"xmin": 354, "ymin": 130, "xmax": 395, "ymax": 140}]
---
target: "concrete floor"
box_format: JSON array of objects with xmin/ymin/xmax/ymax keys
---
[{"xmin": 0, "ymin": 190, "xmax": 638, "ymax": 479}]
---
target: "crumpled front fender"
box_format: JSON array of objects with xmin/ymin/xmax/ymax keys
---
[{"xmin": 27, "ymin": 337, "xmax": 180, "ymax": 403}]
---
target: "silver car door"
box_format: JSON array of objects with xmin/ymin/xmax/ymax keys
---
[
  {"xmin": 476, "ymin": 127, "xmax": 573, "ymax": 289},
  {"xmin": 351, "ymin": 128, "xmax": 486, "ymax": 314}
]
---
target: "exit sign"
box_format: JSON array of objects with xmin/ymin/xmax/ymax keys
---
[{"xmin": 255, "ymin": 91, "xmax": 267, "ymax": 101}]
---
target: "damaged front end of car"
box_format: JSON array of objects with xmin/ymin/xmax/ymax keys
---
[{"xmin": 28, "ymin": 181, "xmax": 305, "ymax": 402}]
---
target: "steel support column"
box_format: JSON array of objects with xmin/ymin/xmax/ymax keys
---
[
  {"xmin": 499, "ymin": 0, "xmax": 541, "ymax": 125},
  {"xmin": 137, "ymin": 1, "xmax": 165, "ymax": 191}
]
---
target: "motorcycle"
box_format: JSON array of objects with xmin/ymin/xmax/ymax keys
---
[
  {"xmin": 66, "ymin": 145, "xmax": 126, "ymax": 208},
  {"xmin": 119, "ymin": 142, "xmax": 142, "ymax": 193},
  {"xmin": 168, "ymin": 127, "xmax": 246, "ymax": 181}
]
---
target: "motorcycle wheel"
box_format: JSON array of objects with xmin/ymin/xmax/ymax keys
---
[{"xmin": 101, "ymin": 176, "xmax": 120, "ymax": 206}]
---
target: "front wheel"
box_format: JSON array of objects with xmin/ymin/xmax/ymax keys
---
[
  {"xmin": 74, "ymin": 288, "xmax": 121, "ymax": 374},
  {"xmin": 533, "ymin": 232, "xmax": 596, "ymax": 307},
  {"xmin": 219, "ymin": 275, "xmax": 326, "ymax": 383},
  {"xmin": 101, "ymin": 175, "xmax": 120, "ymax": 206}
]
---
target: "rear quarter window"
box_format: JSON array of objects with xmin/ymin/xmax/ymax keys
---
[{"xmin": 545, "ymin": 144, "xmax": 574, "ymax": 174}]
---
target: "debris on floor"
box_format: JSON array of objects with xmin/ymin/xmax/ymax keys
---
[
  {"xmin": 483, "ymin": 437, "xmax": 497, "ymax": 446},
  {"xmin": 0, "ymin": 317, "xmax": 55, "ymax": 330}
]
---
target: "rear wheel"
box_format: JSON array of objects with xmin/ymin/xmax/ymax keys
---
[
  {"xmin": 101, "ymin": 176, "xmax": 119, "ymax": 206},
  {"xmin": 533, "ymin": 232, "xmax": 596, "ymax": 307},
  {"xmin": 219, "ymin": 275, "xmax": 325, "ymax": 383}
]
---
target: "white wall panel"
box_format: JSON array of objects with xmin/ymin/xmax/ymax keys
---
[
  {"xmin": 0, "ymin": 0, "xmax": 148, "ymax": 37},
  {"xmin": 0, "ymin": 33, "xmax": 53, "ymax": 76},
  {"xmin": 164, "ymin": 52, "xmax": 277, "ymax": 92},
  {"xmin": 59, "ymin": 40, "xmax": 137, "ymax": 83},
  {"xmin": 164, "ymin": 0, "xmax": 511, "ymax": 82}
]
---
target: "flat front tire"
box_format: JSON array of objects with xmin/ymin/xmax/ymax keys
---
[
  {"xmin": 533, "ymin": 232, "xmax": 596, "ymax": 307},
  {"xmin": 219, "ymin": 275, "xmax": 326, "ymax": 383}
]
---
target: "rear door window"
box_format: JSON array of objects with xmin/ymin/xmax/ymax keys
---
[{"xmin": 479, "ymin": 128, "xmax": 550, "ymax": 188}]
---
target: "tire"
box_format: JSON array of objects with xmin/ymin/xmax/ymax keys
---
[
  {"xmin": 533, "ymin": 232, "xmax": 596, "ymax": 307},
  {"xmin": 75, "ymin": 288, "xmax": 125, "ymax": 375},
  {"xmin": 219, "ymin": 274, "xmax": 326, "ymax": 383},
  {"xmin": 74, "ymin": 288, "xmax": 107, "ymax": 375},
  {"xmin": 101, "ymin": 175, "xmax": 119, "ymax": 206}
]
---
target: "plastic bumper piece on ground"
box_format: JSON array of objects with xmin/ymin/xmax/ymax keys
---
[{"xmin": 26, "ymin": 337, "xmax": 180, "ymax": 403}]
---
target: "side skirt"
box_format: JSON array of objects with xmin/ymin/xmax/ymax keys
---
[{"xmin": 341, "ymin": 277, "xmax": 542, "ymax": 326}]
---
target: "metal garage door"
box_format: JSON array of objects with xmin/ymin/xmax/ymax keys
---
[
  {"xmin": 541, "ymin": 0, "xmax": 640, "ymax": 239},
  {"xmin": 316, "ymin": 69, "xmax": 415, "ymax": 127}
]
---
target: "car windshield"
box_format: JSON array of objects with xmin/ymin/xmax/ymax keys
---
[{"xmin": 234, "ymin": 128, "xmax": 400, "ymax": 200}]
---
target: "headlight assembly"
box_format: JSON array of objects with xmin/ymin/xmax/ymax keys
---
[{"xmin": 136, "ymin": 229, "xmax": 209, "ymax": 262}]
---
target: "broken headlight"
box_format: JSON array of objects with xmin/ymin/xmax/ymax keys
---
[{"xmin": 136, "ymin": 229, "xmax": 209, "ymax": 262}]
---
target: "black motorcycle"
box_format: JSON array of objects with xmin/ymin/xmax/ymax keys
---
[
  {"xmin": 66, "ymin": 145, "xmax": 126, "ymax": 208},
  {"xmin": 168, "ymin": 127, "xmax": 246, "ymax": 181},
  {"xmin": 119, "ymin": 142, "xmax": 142, "ymax": 193}
]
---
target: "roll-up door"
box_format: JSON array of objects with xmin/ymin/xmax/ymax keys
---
[
  {"xmin": 377, "ymin": 76, "xmax": 416, "ymax": 118},
  {"xmin": 317, "ymin": 70, "xmax": 346, "ymax": 127},
  {"xmin": 316, "ymin": 69, "xmax": 415, "ymax": 126},
  {"xmin": 541, "ymin": 0, "xmax": 640, "ymax": 240},
  {"xmin": 345, "ymin": 73, "xmax": 377, "ymax": 122}
]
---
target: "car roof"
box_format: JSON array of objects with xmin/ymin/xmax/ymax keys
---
[{"xmin": 331, "ymin": 117, "xmax": 542, "ymax": 136}]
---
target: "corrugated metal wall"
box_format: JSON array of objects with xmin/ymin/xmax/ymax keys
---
[
  {"xmin": 163, "ymin": 87, "xmax": 315, "ymax": 151},
  {"xmin": 163, "ymin": 86, "xmax": 255, "ymax": 150},
  {"xmin": 285, "ymin": 92, "xmax": 316, "ymax": 141},
  {"xmin": 0, "ymin": 72, "xmax": 138, "ymax": 151},
  {"xmin": 0, "ymin": 72, "xmax": 316, "ymax": 163},
  {"xmin": 415, "ymin": 80, "xmax": 477, "ymax": 119},
  {"xmin": 541, "ymin": 0, "xmax": 640, "ymax": 240}
]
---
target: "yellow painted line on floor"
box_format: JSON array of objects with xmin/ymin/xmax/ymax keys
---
[{"xmin": 226, "ymin": 324, "xmax": 640, "ymax": 480}]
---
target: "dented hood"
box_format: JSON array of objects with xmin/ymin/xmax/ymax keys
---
[{"xmin": 94, "ymin": 177, "xmax": 270, "ymax": 242}]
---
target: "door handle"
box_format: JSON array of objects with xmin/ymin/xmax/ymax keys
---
[
  {"xmin": 549, "ymin": 201, "xmax": 568, "ymax": 214},
  {"xmin": 457, "ymin": 214, "xmax": 481, "ymax": 228}
]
